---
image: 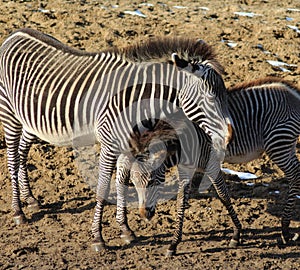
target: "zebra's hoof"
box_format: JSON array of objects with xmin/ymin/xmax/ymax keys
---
[
  {"xmin": 292, "ymin": 233, "xmax": 299, "ymax": 242},
  {"xmin": 229, "ymin": 239, "xmax": 239, "ymax": 248},
  {"xmin": 165, "ymin": 249, "xmax": 176, "ymax": 257},
  {"xmin": 278, "ymin": 234, "xmax": 287, "ymax": 246},
  {"xmin": 13, "ymin": 215, "xmax": 26, "ymax": 225},
  {"xmin": 121, "ymin": 233, "xmax": 136, "ymax": 244},
  {"xmin": 91, "ymin": 242, "xmax": 106, "ymax": 252},
  {"xmin": 28, "ymin": 202, "xmax": 40, "ymax": 212},
  {"xmin": 280, "ymin": 232, "xmax": 299, "ymax": 245},
  {"xmin": 280, "ymin": 232, "xmax": 291, "ymax": 245}
]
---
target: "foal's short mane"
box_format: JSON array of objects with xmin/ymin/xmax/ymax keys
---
[
  {"xmin": 130, "ymin": 120, "xmax": 179, "ymax": 154},
  {"xmin": 229, "ymin": 77, "xmax": 299, "ymax": 93},
  {"xmin": 108, "ymin": 37, "xmax": 225, "ymax": 75}
]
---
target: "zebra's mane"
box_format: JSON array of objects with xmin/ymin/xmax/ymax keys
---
[
  {"xmin": 11, "ymin": 28, "xmax": 97, "ymax": 57},
  {"xmin": 12, "ymin": 29, "xmax": 223, "ymax": 75},
  {"xmin": 130, "ymin": 120, "xmax": 185, "ymax": 155},
  {"xmin": 108, "ymin": 37, "xmax": 224, "ymax": 75},
  {"xmin": 229, "ymin": 77, "xmax": 299, "ymax": 93}
]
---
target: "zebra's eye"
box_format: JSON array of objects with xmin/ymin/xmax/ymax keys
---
[
  {"xmin": 192, "ymin": 64, "xmax": 200, "ymax": 72},
  {"xmin": 148, "ymin": 179, "xmax": 155, "ymax": 186},
  {"xmin": 148, "ymin": 179, "xmax": 160, "ymax": 187},
  {"xmin": 136, "ymin": 153, "xmax": 149, "ymax": 162},
  {"xmin": 191, "ymin": 64, "xmax": 207, "ymax": 78}
]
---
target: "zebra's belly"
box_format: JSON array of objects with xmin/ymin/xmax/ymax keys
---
[
  {"xmin": 31, "ymin": 132, "xmax": 74, "ymax": 146},
  {"xmin": 224, "ymin": 148, "xmax": 264, "ymax": 164},
  {"xmin": 23, "ymin": 126, "xmax": 96, "ymax": 147}
]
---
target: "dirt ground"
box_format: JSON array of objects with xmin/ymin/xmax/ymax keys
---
[{"xmin": 0, "ymin": 0, "xmax": 299, "ymax": 269}]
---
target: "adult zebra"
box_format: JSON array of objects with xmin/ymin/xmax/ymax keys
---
[
  {"xmin": 116, "ymin": 78, "xmax": 300, "ymax": 255},
  {"xmin": 0, "ymin": 28, "xmax": 233, "ymax": 251}
]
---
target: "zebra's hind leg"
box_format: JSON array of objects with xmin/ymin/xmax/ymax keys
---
[
  {"xmin": 1, "ymin": 121, "xmax": 25, "ymax": 224},
  {"xmin": 274, "ymin": 158, "xmax": 299, "ymax": 244},
  {"xmin": 280, "ymin": 161, "xmax": 300, "ymax": 244},
  {"xmin": 116, "ymin": 154, "xmax": 136, "ymax": 244},
  {"xmin": 166, "ymin": 167, "xmax": 191, "ymax": 257},
  {"xmin": 212, "ymin": 171, "xmax": 242, "ymax": 248},
  {"xmin": 18, "ymin": 130, "xmax": 39, "ymax": 212},
  {"xmin": 281, "ymin": 175, "xmax": 300, "ymax": 244},
  {"xmin": 265, "ymin": 135, "xmax": 300, "ymax": 244}
]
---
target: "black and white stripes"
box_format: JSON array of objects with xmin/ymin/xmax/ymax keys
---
[
  {"xmin": 115, "ymin": 112, "xmax": 241, "ymax": 256},
  {"xmin": 117, "ymin": 78, "xmax": 299, "ymax": 253},
  {"xmin": 0, "ymin": 28, "xmax": 230, "ymax": 250},
  {"xmin": 227, "ymin": 78, "xmax": 300, "ymax": 244}
]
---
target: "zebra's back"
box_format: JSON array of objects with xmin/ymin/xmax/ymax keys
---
[
  {"xmin": 226, "ymin": 78, "xmax": 300, "ymax": 162},
  {"xmin": 0, "ymin": 29, "xmax": 110, "ymax": 144}
]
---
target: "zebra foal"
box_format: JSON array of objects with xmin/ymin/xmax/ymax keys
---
[
  {"xmin": 0, "ymin": 28, "xmax": 233, "ymax": 251},
  {"xmin": 116, "ymin": 77, "xmax": 300, "ymax": 254}
]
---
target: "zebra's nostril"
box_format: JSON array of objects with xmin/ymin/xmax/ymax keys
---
[
  {"xmin": 146, "ymin": 207, "xmax": 155, "ymax": 220},
  {"xmin": 139, "ymin": 207, "xmax": 155, "ymax": 221},
  {"xmin": 139, "ymin": 207, "xmax": 147, "ymax": 219},
  {"xmin": 226, "ymin": 123, "xmax": 233, "ymax": 145}
]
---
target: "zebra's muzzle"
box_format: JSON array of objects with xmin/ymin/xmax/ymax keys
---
[
  {"xmin": 226, "ymin": 123, "xmax": 233, "ymax": 145},
  {"xmin": 139, "ymin": 207, "xmax": 155, "ymax": 221}
]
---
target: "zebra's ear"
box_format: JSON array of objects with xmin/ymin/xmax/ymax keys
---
[
  {"xmin": 171, "ymin": 53, "xmax": 189, "ymax": 69},
  {"xmin": 196, "ymin": 39, "xmax": 205, "ymax": 45}
]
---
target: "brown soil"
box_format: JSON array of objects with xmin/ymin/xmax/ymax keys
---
[{"xmin": 0, "ymin": 1, "xmax": 299, "ymax": 269}]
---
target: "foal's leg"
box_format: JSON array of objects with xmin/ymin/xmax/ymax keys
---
[
  {"xmin": 265, "ymin": 134, "xmax": 300, "ymax": 244},
  {"xmin": 205, "ymin": 148, "xmax": 242, "ymax": 247},
  {"xmin": 282, "ymin": 166, "xmax": 300, "ymax": 243},
  {"xmin": 116, "ymin": 154, "xmax": 136, "ymax": 244},
  {"xmin": 212, "ymin": 171, "xmax": 242, "ymax": 247},
  {"xmin": 166, "ymin": 166, "xmax": 191, "ymax": 256}
]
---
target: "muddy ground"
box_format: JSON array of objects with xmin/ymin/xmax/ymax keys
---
[{"xmin": 0, "ymin": 0, "xmax": 299, "ymax": 269}]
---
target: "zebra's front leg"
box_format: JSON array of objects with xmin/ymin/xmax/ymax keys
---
[
  {"xmin": 116, "ymin": 154, "xmax": 136, "ymax": 244},
  {"xmin": 166, "ymin": 167, "xmax": 191, "ymax": 257},
  {"xmin": 91, "ymin": 148, "xmax": 116, "ymax": 251},
  {"xmin": 212, "ymin": 171, "xmax": 242, "ymax": 247},
  {"xmin": 18, "ymin": 131, "xmax": 39, "ymax": 212},
  {"xmin": 91, "ymin": 198, "xmax": 106, "ymax": 251}
]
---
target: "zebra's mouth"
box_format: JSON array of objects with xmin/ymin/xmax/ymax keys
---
[
  {"xmin": 139, "ymin": 207, "xmax": 155, "ymax": 221},
  {"xmin": 226, "ymin": 123, "xmax": 233, "ymax": 145}
]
